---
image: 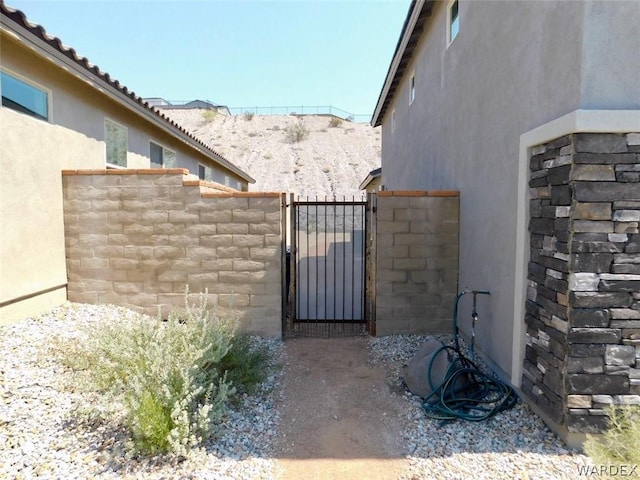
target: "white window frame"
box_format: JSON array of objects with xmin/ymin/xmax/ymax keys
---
[
  {"xmin": 447, "ymin": 0, "xmax": 460, "ymax": 46},
  {"xmin": 105, "ymin": 118, "xmax": 128, "ymax": 168},
  {"xmin": 149, "ymin": 140, "xmax": 176, "ymax": 168},
  {"xmin": 0, "ymin": 67, "xmax": 52, "ymax": 122},
  {"xmin": 409, "ymin": 72, "xmax": 416, "ymax": 105}
]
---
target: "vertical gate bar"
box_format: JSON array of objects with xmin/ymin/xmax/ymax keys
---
[
  {"xmin": 315, "ymin": 198, "xmax": 318, "ymax": 323},
  {"xmin": 360, "ymin": 203, "xmax": 367, "ymax": 322},
  {"xmin": 290, "ymin": 193, "xmax": 297, "ymax": 334},
  {"xmin": 306, "ymin": 205, "xmax": 311, "ymax": 318},
  {"xmin": 363, "ymin": 195, "xmax": 369, "ymax": 330},
  {"xmin": 324, "ymin": 200, "xmax": 327, "ymax": 321},
  {"xmin": 342, "ymin": 199, "xmax": 346, "ymax": 320},
  {"xmin": 305, "ymin": 201, "xmax": 309, "ymax": 318},
  {"xmin": 280, "ymin": 193, "xmax": 287, "ymax": 336},
  {"xmin": 333, "ymin": 203, "xmax": 337, "ymax": 320},
  {"xmin": 296, "ymin": 197, "xmax": 299, "ymax": 324},
  {"xmin": 351, "ymin": 199, "xmax": 355, "ymax": 320}
]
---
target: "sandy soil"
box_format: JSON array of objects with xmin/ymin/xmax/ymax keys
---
[
  {"xmin": 272, "ymin": 337, "xmax": 411, "ymax": 480},
  {"xmin": 159, "ymin": 109, "xmax": 381, "ymax": 198}
]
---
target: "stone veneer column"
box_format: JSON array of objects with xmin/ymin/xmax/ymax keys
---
[{"xmin": 523, "ymin": 132, "xmax": 640, "ymax": 433}]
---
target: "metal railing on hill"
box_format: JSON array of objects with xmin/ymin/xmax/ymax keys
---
[
  {"xmin": 227, "ymin": 106, "xmax": 371, "ymax": 123},
  {"xmin": 153, "ymin": 99, "xmax": 372, "ymax": 123}
]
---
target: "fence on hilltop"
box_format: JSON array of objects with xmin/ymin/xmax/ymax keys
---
[{"xmin": 153, "ymin": 99, "xmax": 372, "ymax": 123}]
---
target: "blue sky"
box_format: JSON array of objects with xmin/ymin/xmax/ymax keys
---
[{"xmin": 8, "ymin": 0, "xmax": 410, "ymax": 117}]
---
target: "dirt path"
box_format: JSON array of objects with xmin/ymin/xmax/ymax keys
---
[{"xmin": 273, "ymin": 337, "xmax": 411, "ymax": 480}]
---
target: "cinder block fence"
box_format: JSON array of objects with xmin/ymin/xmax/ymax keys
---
[
  {"xmin": 374, "ymin": 191, "xmax": 460, "ymax": 335},
  {"xmin": 62, "ymin": 169, "xmax": 284, "ymax": 337}
]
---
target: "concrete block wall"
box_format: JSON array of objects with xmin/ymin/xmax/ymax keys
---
[
  {"xmin": 62, "ymin": 169, "xmax": 283, "ymax": 337},
  {"xmin": 375, "ymin": 191, "xmax": 459, "ymax": 335},
  {"xmin": 524, "ymin": 132, "xmax": 640, "ymax": 433}
]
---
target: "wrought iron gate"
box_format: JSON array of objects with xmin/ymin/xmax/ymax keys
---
[{"xmin": 285, "ymin": 196, "xmax": 370, "ymax": 337}]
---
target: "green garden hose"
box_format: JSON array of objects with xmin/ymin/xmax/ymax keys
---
[{"xmin": 421, "ymin": 290, "xmax": 518, "ymax": 422}]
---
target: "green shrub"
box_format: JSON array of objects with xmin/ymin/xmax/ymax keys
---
[
  {"xmin": 584, "ymin": 404, "xmax": 640, "ymax": 476},
  {"xmin": 243, "ymin": 111, "xmax": 255, "ymax": 121},
  {"xmin": 64, "ymin": 292, "xmax": 236, "ymax": 456},
  {"xmin": 202, "ymin": 109, "xmax": 217, "ymax": 122},
  {"xmin": 328, "ymin": 116, "xmax": 342, "ymax": 128},
  {"xmin": 219, "ymin": 334, "xmax": 270, "ymax": 397},
  {"xmin": 285, "ymin": 119, "xmax": 309, "ymax": 143}
]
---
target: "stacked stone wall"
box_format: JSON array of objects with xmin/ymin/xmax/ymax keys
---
[
  {"xmin": 375, "ymin": 191, "xmax": 459, "ymax": 335},
  {"xmin": 524, "ymin": 132, "xmax": 640, "ymax": 433},
  {"xmin": 62, "ymin": 169, "xmax": 283, "ymax": 337}
]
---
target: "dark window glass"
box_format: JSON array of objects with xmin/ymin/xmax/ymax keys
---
[
  {"xmin": 150, "ymin": 142, "xmax": 163, "ymax": 167},
  {"xmin": 1, "ymin": 72, "xmax": 48, "ymax": 120}
]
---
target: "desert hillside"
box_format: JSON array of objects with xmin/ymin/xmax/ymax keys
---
[{"xmin": 160, "ymin": 109, "xmax": 381, "ymax": 198}]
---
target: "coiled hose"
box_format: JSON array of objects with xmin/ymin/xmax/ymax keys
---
[{"xmin": 421, "ymin": 290, "xmax": 518, "ymax": 422}]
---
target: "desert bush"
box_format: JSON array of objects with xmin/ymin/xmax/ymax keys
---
[
  {"xmin": 328, "ymin": 116, "xmax": 342, "ymax": 128},
  {"xmin": 218, "ymin": 334, "xmax": 270, "ymax": 397},
  {"xmin": 285, "ymin": 119, "xmax": 309, "ymax": 143},
  {"xmin": 243, "ymin": 111, "xmax": 255, "ymax": 121},
  {"xmin": 62, "ymin": 292, "xmax": 241, "ymax": 456},
  {"xmin": 202, "ymin": 109, "xmax": 217, "ymax": 123},
  {"xmin": 584, "ymin": 404, "xmax": 640, "ymax": 476}
]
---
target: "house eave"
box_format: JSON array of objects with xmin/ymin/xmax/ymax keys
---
[
  {"xmin": 371, "ymin": 0, "xmax": 434, "ymax": 127},
  {"xmin": 0, "ymin": 4, "xmax": 255, "ymax": 184},
  {"xmin": 359, "ymin": 167, "xmax": 382, "ymax": 190}
]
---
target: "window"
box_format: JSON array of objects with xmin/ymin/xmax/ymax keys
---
[
  {"xmin": 448, "ymin": 0, "xmax": 460, "ymax": 44},
  {"xmin": 198, "ymin": 164, "xmax": 206, "ymax": 180},
  {"xmin": 409, "ymin": 73, "xmax": 416, "ymax": 104},
  {"xmin": 1, "ymin": 71, "xmax": 49, "ymax": 121},
  {"xmin": 391, "ymin": 109, "xmax": 396, "ymax": 133},
  {"xmin": 105, "ymin": 119, "xmax": 127, "ymax": 167},
  {"xmin": 150, "ymin": 141, "xmax": 176, "ymax": 168}
]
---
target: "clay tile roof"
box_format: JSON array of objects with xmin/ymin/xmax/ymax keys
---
[{"xmin": 0, "ymin": 1, "xmax": 255, "ymax": 183}]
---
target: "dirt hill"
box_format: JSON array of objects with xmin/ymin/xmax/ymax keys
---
[{"xmin": 160, "ymin": 109, "xmax": 381, "ymax": 198}]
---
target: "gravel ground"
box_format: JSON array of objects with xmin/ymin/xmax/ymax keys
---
[
  {"xmin": 368, "ymin": 334, "xmax": 592, "ymax": 480},
  {"xmin": 2, "ymin": 303, "xmax": 593, "ymax": 479},
  {"xmin": 0, "ymin": 303, "xmax": 283, "ymax": 480}
]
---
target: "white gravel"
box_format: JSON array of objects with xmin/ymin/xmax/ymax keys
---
[
  {"xmin": 0, "ymin": 303, "xmax": 283, "ymax": 480},
  {"xmin": 2, "ymin": 303, "xmax": 594, "ymax": 479},
  {"xmin": 369, "ymin": 334, "xmax": 592, "ymax": 480}
]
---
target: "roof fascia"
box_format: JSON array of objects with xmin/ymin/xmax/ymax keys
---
[{"xmin": 371, "ymin": 0, "xmax": 425, "ymax": 127}]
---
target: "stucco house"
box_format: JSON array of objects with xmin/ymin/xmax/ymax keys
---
[
  {"xmin": 373, "ymin": 0, "xmax": 640, "ymax": 446},
  {"xmin": 359, "ymin": 167, "xmax": 383, "ymax": 192},
  {"xmin": 0, "ymin": 2, "xmax": 255, "ymax": 323}
]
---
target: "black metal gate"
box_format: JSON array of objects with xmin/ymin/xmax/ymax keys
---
[{"xmin": 285, "ymin": 196, "xmax": 370, "ymax": 337}]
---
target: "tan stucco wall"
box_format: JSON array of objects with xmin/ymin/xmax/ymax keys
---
[
  {"xmin": 365, "ymin": 177, "xmax": 382, "ymax": 193},
  {"xmin": 0, "ymin": 33, "xmax": 247, "ymax": 187},
  {"xmin": 0, "ymin": 29, "xmax": 251, "ymax": 323},
  {"xmin": 0, "ymin": 108, "xmax": 104, "ymax": 323},
  {"xmin": 379, "ymin": 1, "xmax": 640, "ymax": 379}
]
